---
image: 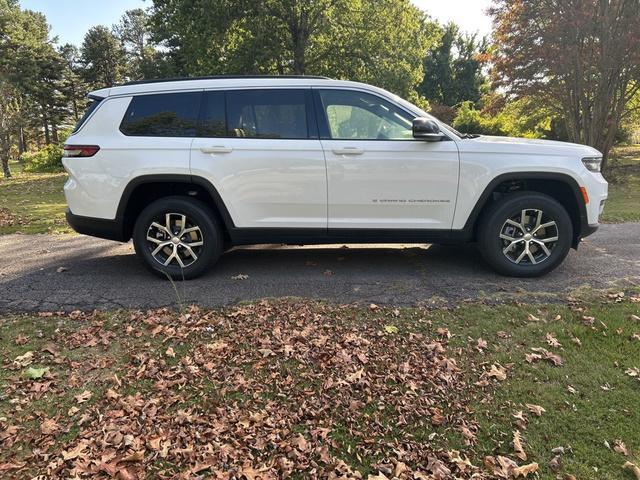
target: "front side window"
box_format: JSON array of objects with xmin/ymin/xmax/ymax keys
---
[
  {"xmin": 120, "ymin": 92, "xmax": 201, "ymax": 137},
  {"xmin": 319, "ymin": 90, "xmax": 413, "ymax": 140},
  {"xmin": 226, "ymin": 89, "xmax": 308, "ymax": 139}
]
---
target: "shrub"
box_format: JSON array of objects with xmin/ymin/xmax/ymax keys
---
[
  {"xmin": 22, "ymin": 144, "xmax": 64, "ymax": 173},
  {"xmin": 452, "ymin": 101, "xmax": 507, "ymax": 136}
]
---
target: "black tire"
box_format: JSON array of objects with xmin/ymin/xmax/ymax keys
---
[
  {"xmin": 133, "ymin": 196, "xmax": 223, "ymax": 280},
  {"xmin": 478, "ymin": 192, "xmax": 573, "ymax": 277}
]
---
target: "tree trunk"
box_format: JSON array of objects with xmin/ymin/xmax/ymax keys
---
[
  {"xmin": 18, "ymin": 126, "xmax": 26, "ymax": 155},
  {"xmin": 52, "ymin": 124, "xmax": 59, "ymax": 144},
  {"xmin": 43, "ymin": 118, "xmax": 51, "ymax": 144},
  {"xmin": 1, "ymin": 156, "xmax": 11, "ymax": 178}
]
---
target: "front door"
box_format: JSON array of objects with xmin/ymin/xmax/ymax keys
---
[
  {"xmin": 190, "ymin": 88, "xmax": 327, "ymax": 229},
  {"xmin": 316, "ymin": 89, "xmax": 459, "ymax": 230}
]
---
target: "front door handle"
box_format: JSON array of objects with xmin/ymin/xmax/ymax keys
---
[
  {"xmin": 332, "ymin": 147, "xmax": 364, "ymax": 156},
  {"xmin": 200, "ymin": 146, "xmax": 233, "ymax": 154}
]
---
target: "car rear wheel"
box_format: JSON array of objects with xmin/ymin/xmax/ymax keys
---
[
  {"xmin": 133, "ymin": 197, "xmax": 223, "ymax": 280},
  {"xmin": 478, "ymin": 192, "xmax": 573, "ymax": 277}
]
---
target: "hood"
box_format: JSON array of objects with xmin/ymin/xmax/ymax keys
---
[{"xmin": 459, "ymin": 135, "xmax": 602, "ymax": 158}]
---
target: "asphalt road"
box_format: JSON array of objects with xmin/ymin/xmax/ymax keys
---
[{"xmin": 1, "ymin": 223, "xmax": 639, "ymax": 312}]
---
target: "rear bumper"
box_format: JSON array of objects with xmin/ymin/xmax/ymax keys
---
[{"xmin": 66, "ymin": 209, "xmax": 126, "ymax": 242}]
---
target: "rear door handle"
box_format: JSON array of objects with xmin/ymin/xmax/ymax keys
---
[
  {"xmin": 332, "ymin": 147, "xmax": 364, "ymax": 156},
  {"xmin": 200, "ymin": 146, "xmax": 233, "ymax": 154}
]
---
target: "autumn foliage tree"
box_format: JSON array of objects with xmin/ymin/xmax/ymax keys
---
[{"xmin": 490, "ymin": 0, "xmax": 640, "ymax": 168}]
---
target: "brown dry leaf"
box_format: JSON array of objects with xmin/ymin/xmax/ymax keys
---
[
  {"xmin": 530, "ymin": 347, "xmax": 563, "ymax": 366},
  {"xmin": 625, "ymin": 368, "xmax": 639, "ymax": 378},
  {"xmin": 165, "ymin": 346, "xmax": 176, "ymax": 358},
  {"xmin": 624, "ymin": 462, "xmax": 640, "ymax": 480},
  {"xmin": 13, "ymin": 351, "xmax": 34, "ymax": 367},
  {"xmin": 545, "ymin": 333, "xmax": 562, "ymax": 348},
  {"xmin": 62, "ymin": 441, "xmax": 89, "ymax": 460},
  {"xmin": 513, "ymin": 431, "xmax": 527, "ymax": 461},
  {"xmin": 525, "ymin": 404, "xmax": 546, "ymax": 417},
  {"xmin": 74, "ymin": 390, "xmax": 92, "ymax": 404},
  {"xmin": 40, "ymin": 418, "xmax": 59, "ymax": 435},
  {"xmin": 549, "ymin": 455, "xmax": 562, "ymax": 472},
  {"xmin": 486, "ymin": 364, "xmax": 507, "ymax": 381},
  {"xmin": 512, "ymin": 462, "xmax": 539, "ymax": 477},
  {"xmin": 613, "ymin": 439, "xmax": 629, "ymax": 456},
  {"xmin": 564, "ymin": 475, "xmax": 577, "ymax": 480},
  {"xmin": 476, "ymin": 338, "xmax": 488, "ymax": 352}
]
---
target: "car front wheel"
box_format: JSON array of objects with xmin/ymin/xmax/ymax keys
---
[
  {"xmin": 133, "ymin": 196, "xmax": 223, "ymax": 280},
  {"xmin": 478, "ymin": 192, "xmax": 573, "ymax": 277}
]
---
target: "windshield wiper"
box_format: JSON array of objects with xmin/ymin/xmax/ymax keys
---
[{"xmin": 461, "ymin": 133, "xmax": 481, "ymax": 139}]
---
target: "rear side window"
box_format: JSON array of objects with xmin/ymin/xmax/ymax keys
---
[
  {"xmin": 120, "ymin": 92, "xmax": 202, "ymax": 137},
  {"xmin": 225, "ymin": 89, "xmax": 308, "ymax": 139},
  {"xmin": 199, "ymin": 91, "xmax": 226, "ymax": 137},
  {"xmin": 72, "ymin": 97, "xmax": 103, "ymax": 133}
]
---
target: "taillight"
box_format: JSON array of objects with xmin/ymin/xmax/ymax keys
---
[{"xmin": 63, "ymin": 145, "xmax": 100, "ymax": 158}]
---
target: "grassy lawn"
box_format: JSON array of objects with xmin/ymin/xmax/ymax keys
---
[
  {"xmin": 1, "ymin": 295, "xmax": 639, "ymax": 478},
  {"xmin": 0, "ymin": 161, "xmax": 70, "ymax": 235},
  {"xmin": 0, "ymin": 145, "xmax": 638, "ymax": 236},
  {"xmin": 602, "ymin": 145, "xmax": 640, "ymax": 223}
]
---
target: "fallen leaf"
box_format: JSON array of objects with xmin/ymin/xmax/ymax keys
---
[
  {"xmin": 486, "ymin": 364, "xmax": 507, "ymax": 381},
  {"xmin": 231, "ymin": 274, "xmax": 249, "ymax": 280},
  {"xmin": 624, "ymin": 462, "xmax": 640, "ymax": 480},
  {"xmin": 25, "ymin": 367, "xmax": 49, "ymax": 379},
  {"xmin": 40, "ymin": 418, "xmax": 59, "ymax": 435},
  {"xmin": 74, "ymin": 390, "xmax": 92, "ymax": 404},
  {"xmin": 545, "ymin": 333, "xmax": 562, "ymax": 348},
  {"xmin": 476, "ymin": 338, "xmax": 488, "ymax": 352},
  {"xmin": 613, "ymin": 439, "xmax": 629, "ymax": 456},
  {"xmin": 526, "ymin": 404, "xmax": 546, "ymax": 416},
  {"xmin": 13, "ymin": 351, "xmax": 34, "ymax": 367},
  {"xmin": 549, "ymin": 455, "xmax": 562, "ymax": 472},
  {"xmin": 513, "ymin": 431, "xmax": 527, "ymax": 461},
  {"xmin": 165, "ymin": 346, "xmax": 176, "ymax": 358},
  {"xmin": 383, "ymin": 325, "xmax": 398, "ymax": 334},
  {"xmin": 512, "ymin": 462, "xmax": 539, "ymax": 477}
]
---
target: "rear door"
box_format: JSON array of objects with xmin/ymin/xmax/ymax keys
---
[
  {"xmin": 315, "ymin": 88, "xmax": 459, "ymax": 230},
  {"xmin": 190, "ymin": 89, "xmax": 328, "ymax": 229}
]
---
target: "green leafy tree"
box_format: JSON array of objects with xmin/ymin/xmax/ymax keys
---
[
  {"xmin": 418, "ymin": 22, "xmax": 488, "ymax": 107},
  {"xmin": 149, "ymin": 0, "xmax": 437, "ymax": 97},
  {"xmin": 80, "ymin": 26, "xmax": 127, "ymax": 88},
  {"xmin": 114, "ymin": 8, "xmax": 170, "ymax": 80},
  {"xmin": 491, "ymin": 0, "xmax": 640, "ymax": 168}
]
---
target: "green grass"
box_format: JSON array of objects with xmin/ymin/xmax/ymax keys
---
[
  {"xmin": 602, "ymin": 145, "xmax": 640, "ymax": 222},
  {"xmin": 0, "ymin": 161, "xmax": 70, "ymax": 234},
  {"xmin": 1, "ymin": 297, "xmax": 638, "ymax": 478}
]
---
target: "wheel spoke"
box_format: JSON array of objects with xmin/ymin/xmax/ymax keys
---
[
  {"xmin": 534, "ymin": 209, "xmax": 543, "ymax": 229},
  {"xmin": 163, "ymin": 246, "xmax": 177, "ymax": 266},
  {"xmin": 151, "ymin": 222, "xmax": 170, "ymax": 235},
  {"xmin": 520, "ymin": 210, "xmax": 528, "ymax": 228},
  {"xmin": 182, "ymin": 244, "xmax": 198, "ymax": 260},
  {"xmin": 177, "ymin": 214, "xmax": 187, "ymax": 236},
  {"xmin": 505, "ymin": 219, "xmax": 524, "ymax": 231},
  {"xmin": 526, "ymin": 248, "xmax": 538, "ymax": 265},
  {"xmin": 514, "ymin": 248, "xmax": 528, "ymax": 264},
  {"xmin": 533, "ymin": 221, "xmax": 557, "ymax": 234},
  {"xmin": 165, "ymin": 213, "xmax": 173, "ymax": 233},
  {"xmin": 533, "ymin": 240, "xmax": 551, "ymax": 257},
  {"xmin": 500, "ymin": 233, "xmax": 517, "ymax": 242},
  {"xmin": 147, "ymin": 235, "xmax": 165, "ymax": 245},
  {"xmin": 152, "ymin": 241, "xmax": 171, "ymax": 256},
  {"xmin": 539, "ymin": 236, "xmax": 558, "ymax": 243}
]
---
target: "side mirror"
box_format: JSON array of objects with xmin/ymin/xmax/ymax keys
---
[{"xmin": 413, "ymin": 117, "xmax": 445, "ymax": 142}]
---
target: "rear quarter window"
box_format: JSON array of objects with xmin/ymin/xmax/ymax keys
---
[
  {"xmin": 72, "ymin": 97, "xmax": 103, "ymax": 133},
  {"xmin": 120, "ymin": 92, "xmax": 202, "ymax": 137}
]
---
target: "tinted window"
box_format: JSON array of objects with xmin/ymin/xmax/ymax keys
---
[
  {"xmin": 319, "ymin": 90, "xmax": 413, "ymax": 140},
  {"xmin": 198, "ymin": 91, "xmax": 226, "ymax": 137},
  {"xmin": 73, "ymin": 97, "xmax": 102, "ymax": 133},
  {"xmin": 120, "ymin": 92, "xmax": 201, "ymax": 137},
  {"xmin": 226, "ymin": 89, "xmax": 308, "ymax": 139}
]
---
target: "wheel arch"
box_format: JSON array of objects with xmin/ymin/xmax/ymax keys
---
[
  {"xmin": 464, "ymin": 172, "xmax": 588, "ymax": 248},
  {"xmin": 116, "ymin": 174, "xmax": 235, "ymax": 241}
]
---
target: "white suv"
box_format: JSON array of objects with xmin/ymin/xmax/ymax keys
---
[{"xmin": 63, "ymin": 76, "xmax": 608, "ymax": 279}]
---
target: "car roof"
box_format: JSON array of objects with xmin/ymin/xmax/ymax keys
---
[{"xmin": 89, "ymin": 76, "xmax": 382, "ymax": 98}]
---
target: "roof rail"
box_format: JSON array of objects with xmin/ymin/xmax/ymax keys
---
[{"xmin": 122, "ymin": 74, "xmax": 332, "ymax": 86}]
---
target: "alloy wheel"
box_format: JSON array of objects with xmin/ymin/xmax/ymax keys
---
[
  {"xmin": 146, "ymin": 212, "xmax": 204, "ymax": 268},
  {"xmin": 499, "ymin": 209, "xmax": 559, "ymax": 265}
]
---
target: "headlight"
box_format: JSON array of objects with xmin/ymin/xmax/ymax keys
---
[{"xmin": 582, "ymin": 156, "xmax": 602, "ymax": 173}]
